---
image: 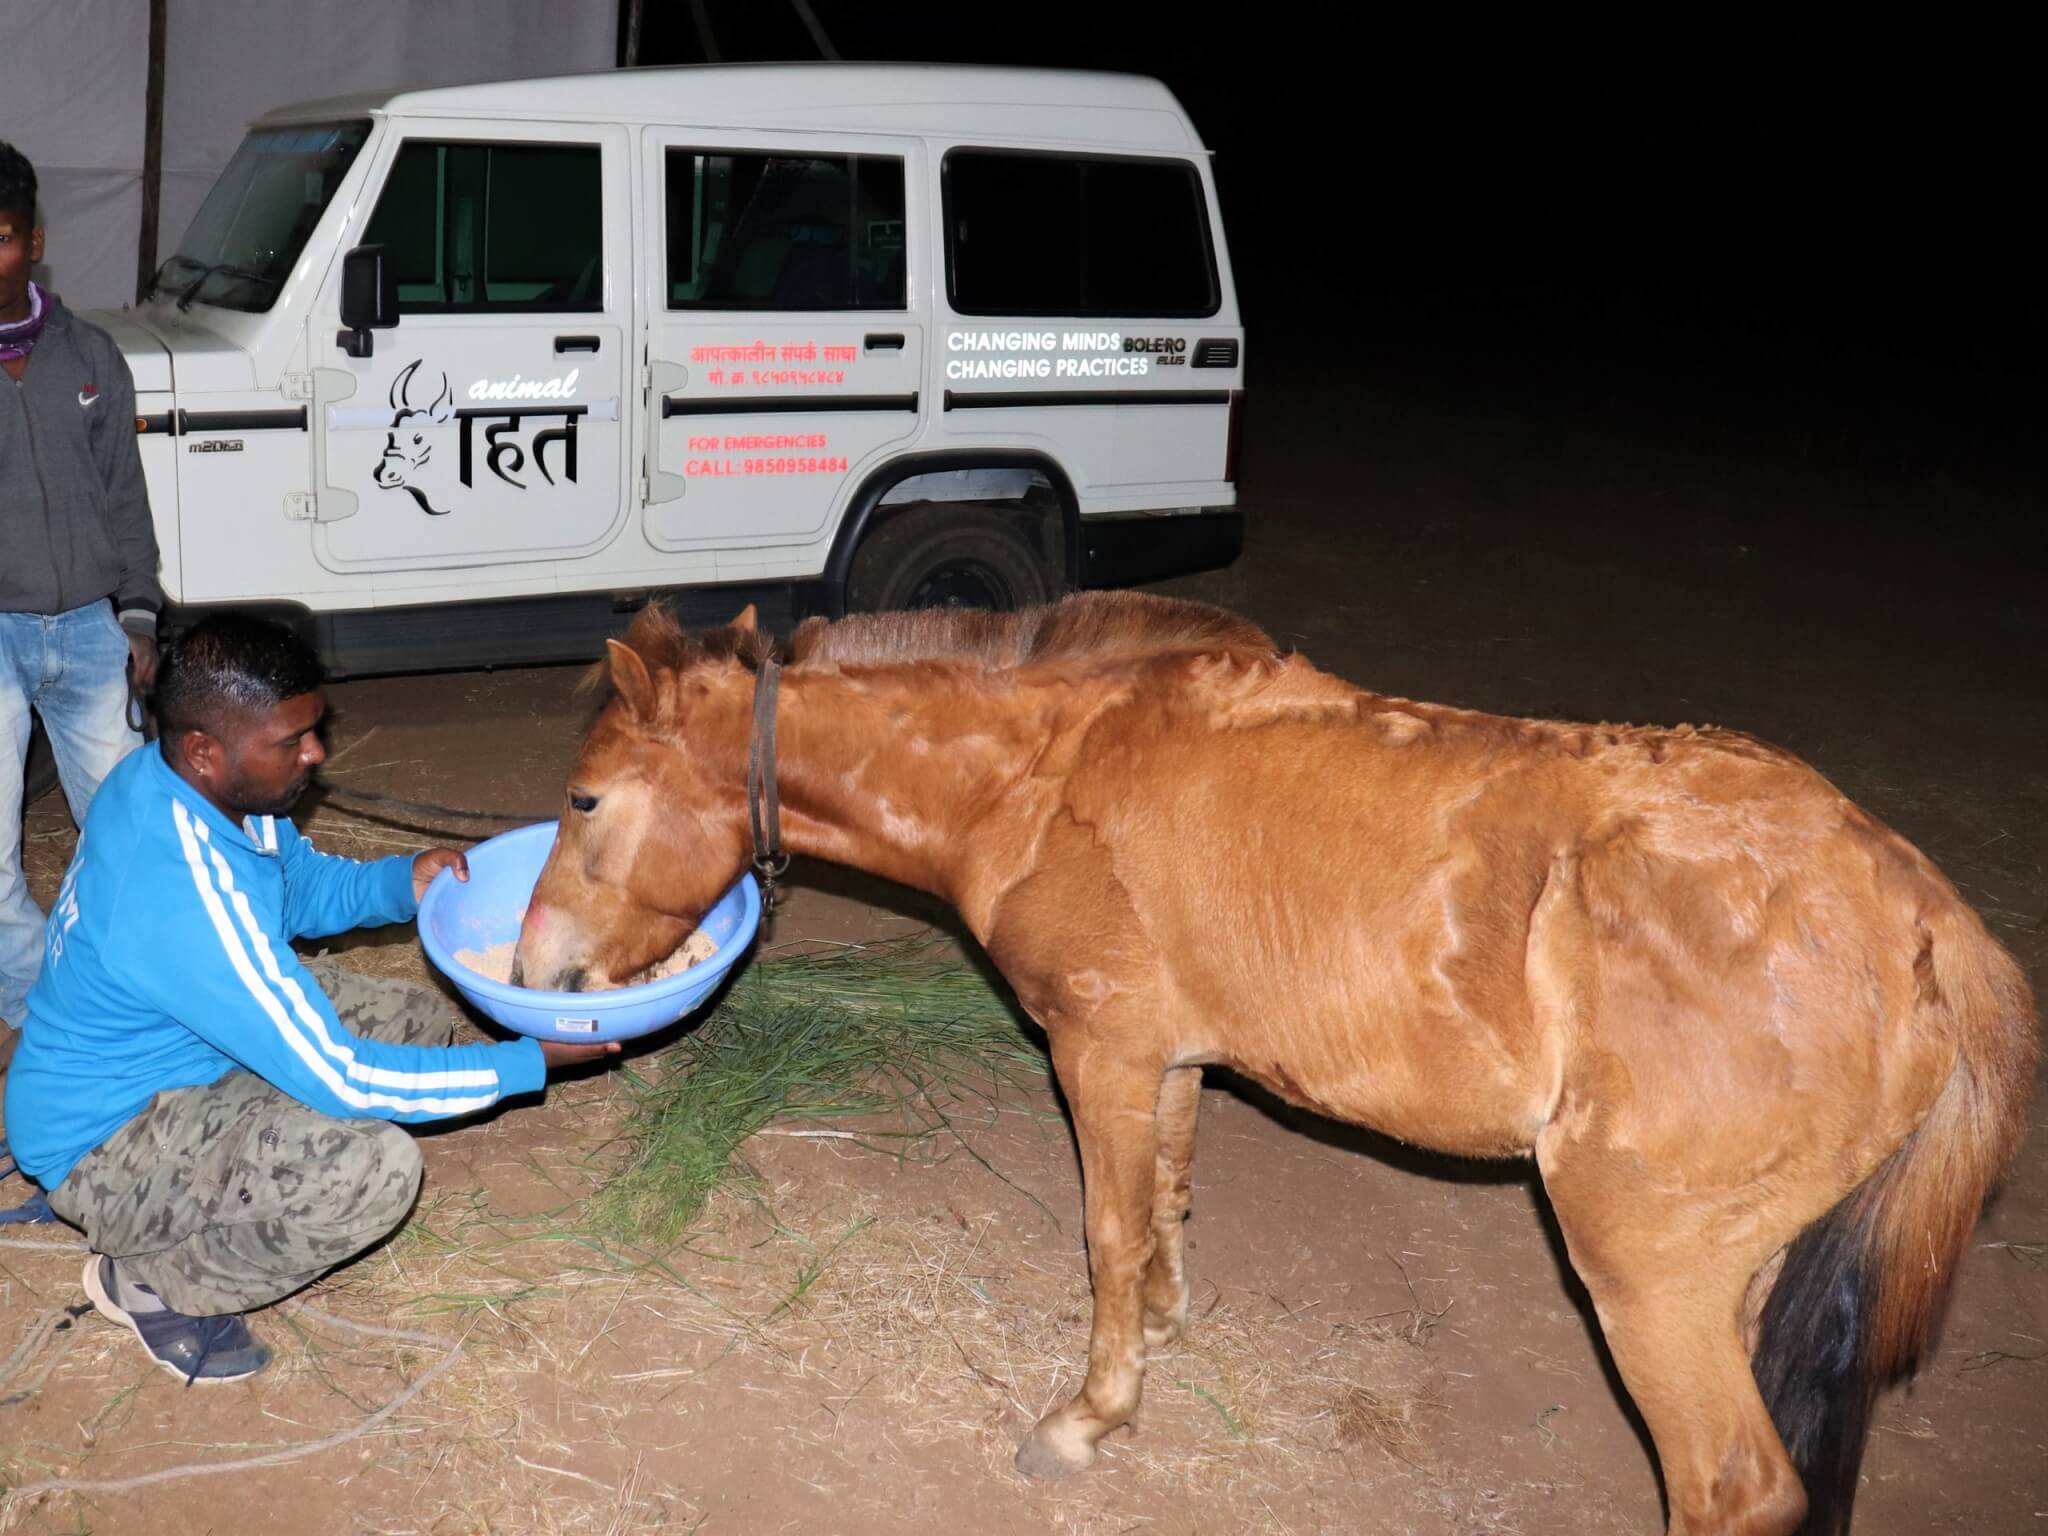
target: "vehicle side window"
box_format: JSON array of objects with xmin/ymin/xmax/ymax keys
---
[
  {"xmin": 664, "ymin": 150, "xmax": 906, "ymax": 311},
  {"xmin": 944, "ymin": 150, "xmax": 1218, "ymax": 318},
  {"xmin": 364, "ymin": 141, "xmax": 603, "ymax": 313}
]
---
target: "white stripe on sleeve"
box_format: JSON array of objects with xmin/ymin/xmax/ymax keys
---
[{"xmin": 173, "ymin": 804, "xmax": 499, "ymax": 1114}]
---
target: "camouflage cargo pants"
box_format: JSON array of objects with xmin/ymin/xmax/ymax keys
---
[{"xmin": 46, "ymin": 957, "xmax": 454, "ymax": 1317}]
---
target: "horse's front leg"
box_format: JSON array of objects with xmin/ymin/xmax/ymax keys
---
[
  {"xmin": 1017, "ymin": 1037, "xmax": 1166, "ymax": 1480},
  {"xmin": 1143, "ymin": 1065, "xmax": 1202, "ymax": 1353}
]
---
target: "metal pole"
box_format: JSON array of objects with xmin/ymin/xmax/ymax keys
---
[
  {"xmin": 621, "ymin": 0, "xmax": 644, "ymax": 67},
  {"xmin": 788, "ymin": 0, "xmax": 840, "ymax": 60},
  {"xmin": 689, "ymin": 0, "xmax": 721, "ymax": 62},
  {"xmin": 135, "ymin": 0, "xmax": 167, "ymax": 302}
]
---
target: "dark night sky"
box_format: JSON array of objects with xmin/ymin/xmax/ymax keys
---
[{"xmin": 621, "ymin": 3, "xmax": 2041, "ymax": 370}]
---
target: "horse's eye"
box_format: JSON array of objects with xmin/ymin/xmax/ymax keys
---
[{"xmin": 569, "ymin": 793, "xmax": 599, "ymax": 814}]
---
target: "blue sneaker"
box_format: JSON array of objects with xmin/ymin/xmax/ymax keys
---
[{"xmin": 82, "ymin": 1255, "xmax": 272, "ymax": 1384}]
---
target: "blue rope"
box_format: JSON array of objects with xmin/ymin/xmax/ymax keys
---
[{"xmin": 0, "ymin": 1137, "xmax": 58, "ymax": 1225}]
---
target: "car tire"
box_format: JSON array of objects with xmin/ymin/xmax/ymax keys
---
[
  {"xmin": 846, "ymin": 504, "xmax": 1057, "ymax": 614},
  {"xmin": 23, "ymin": 720, "xmax": 59, "ymax": 805}
]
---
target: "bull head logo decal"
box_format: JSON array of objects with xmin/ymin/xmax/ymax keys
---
[{"xmin": 373, "ymin": 360, "xmax": 453, "ymax": 516}]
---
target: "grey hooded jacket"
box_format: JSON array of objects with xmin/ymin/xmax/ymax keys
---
[{"xmin": 1, "ymin": 293, "xmax": 163, "ymax": 633}]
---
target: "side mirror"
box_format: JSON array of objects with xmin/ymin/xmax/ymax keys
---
[{"xmin": 337, "ymin": 244, "xmax": 398, "ymax": 358}]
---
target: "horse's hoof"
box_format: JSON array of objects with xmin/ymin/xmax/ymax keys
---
[{"xmin": 1015, "ymin": 1425, "xmax": 1093, "ymax": 1481}]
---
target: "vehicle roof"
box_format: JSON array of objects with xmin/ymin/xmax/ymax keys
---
[{"xmin": 258, "ymin": 64, "xmax": 1205, "ymax": 152}]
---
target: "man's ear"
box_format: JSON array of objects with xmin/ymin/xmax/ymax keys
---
[{"xmin": 176, "ymin": 727, "xmax": 222, "ymax": 781}]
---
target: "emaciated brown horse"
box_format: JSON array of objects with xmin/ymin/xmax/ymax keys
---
[{"xmin": 514, "ymin": 592, "xmax": 2035, "ymax": 1536}]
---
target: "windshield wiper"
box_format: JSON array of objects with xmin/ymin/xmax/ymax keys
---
[
  {"xmin": 174, "ymin": 261, "xmax": 280, "ymax": 311},
  {"xmin": 143, "ymin": 254, "xmax": 200, "ymax": 304}
]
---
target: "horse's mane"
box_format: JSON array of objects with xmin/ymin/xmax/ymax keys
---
[
  {"xmin": 792, "ymin": 591, "xmax": 1276, "ymax": 669},
  {"xmin": 595, "ymin": 592, "xmax": 1278, "ymax": 692}
]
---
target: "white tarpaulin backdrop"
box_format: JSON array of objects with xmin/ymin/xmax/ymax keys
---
[{"xmin": 11, "ymin": 0, "xmax": 616, "ymax": 311}]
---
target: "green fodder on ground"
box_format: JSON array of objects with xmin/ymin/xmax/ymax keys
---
[{"xmin": 588, "ymin": 940, "xmax": 1051, "ymax": 1247}]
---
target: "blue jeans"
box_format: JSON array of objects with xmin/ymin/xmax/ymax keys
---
[{"xmin": 2, "ymin": 604, "xmax": 142, "ymax": 1028}]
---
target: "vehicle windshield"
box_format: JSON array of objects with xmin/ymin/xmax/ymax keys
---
[{"xmin": 154, "ymin": 120, "xmax": 371, "ymax": 312}]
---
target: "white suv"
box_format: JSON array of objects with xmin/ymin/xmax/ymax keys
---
[{"xmin": 92, "ymin": 64, "xmax": 1246, "ymax": 675}]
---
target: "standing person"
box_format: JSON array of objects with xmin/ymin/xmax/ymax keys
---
[
  {"xmin": 2, "ymin": 614, "xmax": 618, "ymax": 1380},
  {"xmin": 1, "ymin": 140, "xmax": 163, "ymax": 1074}
]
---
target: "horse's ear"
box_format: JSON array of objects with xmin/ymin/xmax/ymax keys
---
[
  {"xmin": 789, "ymin": 615, "xmax": 830, "ymax": 662},
  {"xmin": 605, "ymin": 639, "xmax": 658, "ymax": 720},
  {"xmin": 729, "ymin": 604, "xmax": 758, "ymax": 633}
]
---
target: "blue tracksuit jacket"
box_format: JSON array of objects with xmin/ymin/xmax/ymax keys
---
[{"xmin": 3, "ymin": 745, "xmax": 544, "ymax": 1188}]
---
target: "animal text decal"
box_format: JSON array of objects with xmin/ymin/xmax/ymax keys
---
[{"xmin": 372, "ymin": 359, "xmax": 587, "ymax": 517}]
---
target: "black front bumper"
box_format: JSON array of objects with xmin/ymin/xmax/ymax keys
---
[{"xmin": 1074, "ymin": 508, "xmax": 1245, "ymax": 590}]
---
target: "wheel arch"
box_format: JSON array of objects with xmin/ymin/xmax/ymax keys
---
[{"xmin": 820, "ymin": 450, "xmax": 1081, "ymax": 617}]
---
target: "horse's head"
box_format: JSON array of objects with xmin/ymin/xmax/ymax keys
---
[{"xmin": 511, "ymin": 605, "xmax": 767, "ymax": 992}]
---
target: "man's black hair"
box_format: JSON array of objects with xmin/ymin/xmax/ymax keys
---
[
  {"xmin": 0, "ymin": 141, "xmax": 36, "ymax": 223},
  {"xmin": 153, "ymin": 613, "xmax": 325, "ymax": 739}
]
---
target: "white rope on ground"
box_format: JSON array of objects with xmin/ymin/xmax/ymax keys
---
[
  {"xmin": 0, "ymin": 1301, "xmax": 463, "ymax": 1512},
  {"xmin": 0, "ymin": 1307, "xmax": 85, "ymax": 1403},
  {"xmin": 0, "ymin": 1313, "xmax": 57, "ymax": 1384},
  {"xmin": 0, "ymin": 1233, "xmax": 90, "ymax": 1410},
  {"xmin": 287, "ymin": 1303, "xmax": 454, "ymax": 1352}
]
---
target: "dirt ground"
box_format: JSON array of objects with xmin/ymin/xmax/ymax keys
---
[{"xmin": 3, "ymin": 307, "xmax": 2043, "ymax": 1534}]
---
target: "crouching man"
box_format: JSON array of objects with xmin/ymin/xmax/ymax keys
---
[{"xmin": 1, "ymin": 614, "xmax": 615, "ymax": 1381}]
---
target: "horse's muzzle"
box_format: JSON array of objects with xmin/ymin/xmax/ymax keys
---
[{"xmin": 509, "ymin": 949, "xmax": 588, "ymax": 992}]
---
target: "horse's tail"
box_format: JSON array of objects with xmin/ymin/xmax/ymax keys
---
[{"xmin": 1751, "ymin": 906, "xmax": 2037, "ymax": 1535}]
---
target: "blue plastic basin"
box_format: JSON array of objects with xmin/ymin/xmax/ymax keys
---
[{"xmin": 417, "ymin": 821, "xmax": 759, "ymax": 1043}]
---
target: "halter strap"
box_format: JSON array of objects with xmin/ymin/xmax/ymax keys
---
[{"xmin": 747, "ymin": 658, "xmax": 791, "ymax": 909}]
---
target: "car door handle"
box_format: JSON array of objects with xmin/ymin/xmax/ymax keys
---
[
  {"xmin": 554, "ymin": 335, "xmax": 601, "ymax": 354},
  {"xmin": 864, "ymin": 333, "xmax": 904, "ymax": 352}
]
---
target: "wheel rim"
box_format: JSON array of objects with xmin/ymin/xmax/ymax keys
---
[{"xmin": 905, "ymin": 558, "xmax": 1014, "ymax": 610}]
